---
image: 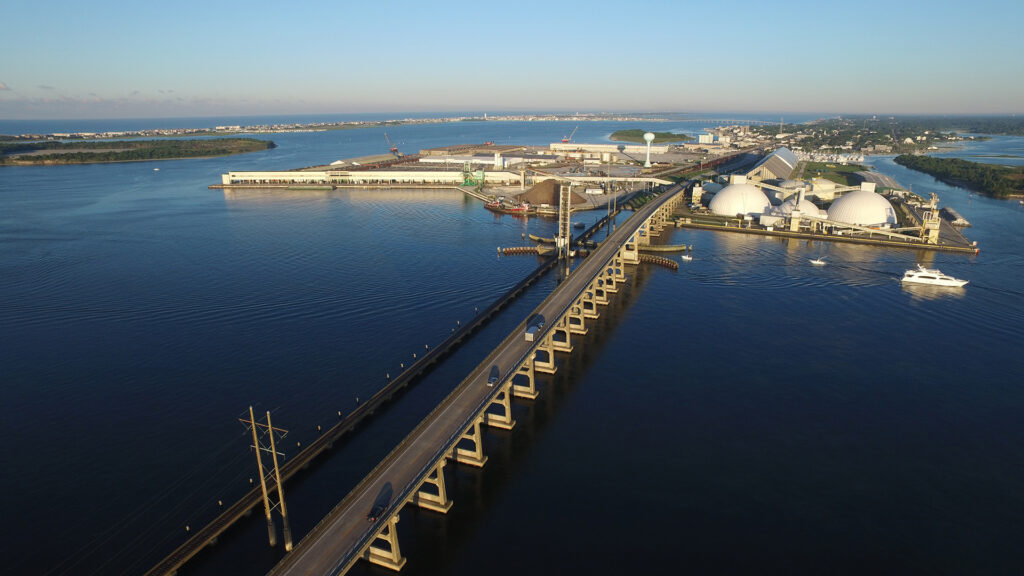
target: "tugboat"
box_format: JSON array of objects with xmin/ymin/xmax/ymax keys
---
[{"xmin": 485, "ymin": 197, "xmax": 534, "ymax": 215}]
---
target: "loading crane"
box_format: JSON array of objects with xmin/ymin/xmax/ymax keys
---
[
  {"xmin": 385, "ymin": 132, "xmax": 399, "ymax": 155},
  {"xmin": 561, "ymin": 125, "xmax": 578, "ymax": 143}
]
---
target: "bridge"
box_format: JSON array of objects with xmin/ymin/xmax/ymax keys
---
[{"xmin": 268, "ymin": 183, "xmax": 687, "ymax": 576}]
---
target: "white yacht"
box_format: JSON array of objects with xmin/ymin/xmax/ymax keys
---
[
  {"xmin": 810, "ymin": 257, "xmax": 826, "ymax": 266},
  {"xmin": 901, "ymin": 264, "xmax": 968, "ymax": 287}
]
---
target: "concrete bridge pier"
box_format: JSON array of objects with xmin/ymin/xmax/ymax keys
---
[
  {"xmin": 590, "ymin": 282, "xmax": 610, "ymax": 306},
  {"xmin": 513, "ymin": 358, "xmax": 538, "ymax": 400},
  {"xmin": 451, "ymin": 416, "xmax": 488, "ymax": 467},
  {"xmin": 365, "ymin": 515, "xmax": 407, "ymax": 571},
  {"xmin": 566, "ymin": 304, "xmax": 588, "ymax": 334},
  {"xmin": 612, "ymin": 257, "xmax": 627, "ymax": 282},
  {"xmin": 534, "ymin": 335, "xmax": 557, "ymax": 374},
  {"xmin": 636, "ymin": 222, "xmax": 651, "ymax": 246},
  {"xmin": 620, "ymin": 240, "xmax": 640, "ymax": 265},
  {"xmin": 579, "ymin": 292, "xmax": 600, "ymax": 319},
  {"xmin": 484, "ymin": 382, "xmax": 516, "ymax": 430},
  {"xmin": 647, "ymin": 214, "xmax": 663, "ymax": 237},
  {"xmin": 551, "ymin": 317, "xmax": 573, "ymax": 354},
  {"xmin": 411, "ymin": 460, "xmax": 453, "ymax": 514},
  {"xmin": 599, "ymin": 270, "xmax": 619, "ymax": 293}
]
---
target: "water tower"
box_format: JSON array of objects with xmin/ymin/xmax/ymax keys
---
[{"xmin": 643, "ymin": 131, "xmax": 655, "ymax": 168}]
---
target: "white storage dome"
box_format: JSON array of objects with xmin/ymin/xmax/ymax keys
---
[
  {"xmin": 778, "ymin": 197, "xmax": 826, "ymax": 218},
  {"xmin": 708, "ymin": 176, "xmax": 771, "ymax": 217},
  {"xmin": 827, "ymin": 190, "xmax": 897, "ymax": 226}
]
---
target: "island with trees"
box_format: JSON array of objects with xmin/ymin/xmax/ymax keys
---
[
  {"xmin": 0, "ymin": 138, "xmax": 275, "ymax": 166},
  {"xmin": 894, "ymin": 154, "xmax": 1024, "ymax": 199},
  {"xmin": 610, "ymin": 129, "xmax": 693, "ymax": 144}
]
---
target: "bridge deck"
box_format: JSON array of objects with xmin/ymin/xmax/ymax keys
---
[{"xmin": 269, "ymin": 184, "xmax": 684, "ymax": 576}]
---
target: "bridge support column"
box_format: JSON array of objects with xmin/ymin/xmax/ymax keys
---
[
  {"xmin": 580, "ymin": 292, "xmax": 600, "ymax": 319},
  {"xmin": 534, "ymin": 335, "xmax": 557, "ymax": 374},
  {"xmin": 551, "ymin": 317, "xmax": 572, "ymax": 354},
  {"xmin": 484, "ymin": 382, "xmax": 516, "ymax": 430},
  {"xmin": 513, "ymin": 359, "xmax": 538, "ymax": 400},
  {"xmin": 612, "ymin": 257, "xmax": 626, "ymax": 282},
  {"xmin": 648, "ymin": 214, "xmax": 663, "ymax": 236},
  {"xmin": 567, "ymin": 304, "xmax": 588, "ymax": 334},
  {"xmin": 412, "ymin": 460, "xmax": 453, "ymax": 513},
  {"xmin": 365, "ymin": 515, "xmax": 407, "ymax": 571},
  {"xmin": 620, "ymin": 241, "xmax": 640, "ymax": 265},
  {"xmin": 452, "ymin": 416, "xmax": 488, "ymax": 468},
  {"xmin": 637, "ymin": 222, "xmax": 651, "ymax": 246},
  {"xmin": 601, "ymin": 271, "xmax": 618, "ymax": 293}
]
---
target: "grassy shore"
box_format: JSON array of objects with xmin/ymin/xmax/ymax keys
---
[
  {"xmin": 803, "ymin": 161, "xmax": 867, "ymax": 186},
  {"xmin": 0, "ymin": 138, "xmax": 275, "ymax": 165},
  {"xmin": 610, "ymin": 129, "xmax": 692, "ymax": 144}
]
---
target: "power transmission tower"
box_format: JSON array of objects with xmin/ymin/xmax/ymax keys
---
[
  {"xmin": 240, "ymin": 406, "xmax": 293, "ymax": 551},
  {"xmin": 557, "ymin": 183, "xmax": 572, "ymax": 261}
]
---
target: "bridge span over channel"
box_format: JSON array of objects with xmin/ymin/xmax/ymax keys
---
[{"xmin": 269, "ymin": 183, "xmax": 687, "ymax": 576}]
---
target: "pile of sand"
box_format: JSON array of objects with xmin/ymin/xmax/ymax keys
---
[{"xmin": 515, "ymin": 179, "xmax": 588, "ymax": 205}]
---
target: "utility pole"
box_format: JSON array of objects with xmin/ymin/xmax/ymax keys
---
[
  {"xmin": 241, "ymin": 407, "xmax": 292, "ymax": 549},
  {"xmin": 556, "ymin": 183, "xmax": 572, "ymax": 262},
  {"xmin": 266, "ymin": 411, "xmax": 293, "ymax": 551}
]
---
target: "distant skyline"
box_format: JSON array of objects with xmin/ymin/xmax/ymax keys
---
[{"xmin": 2, "ymin": 0, "xmax": 1023, "ymax": 120}]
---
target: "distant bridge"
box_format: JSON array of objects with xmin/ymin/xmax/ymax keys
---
[{"xmin": 669, "ymin": 118, "xmax": 778, "ymax": 125}]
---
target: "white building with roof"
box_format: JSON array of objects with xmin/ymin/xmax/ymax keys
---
[{"xmin": 746, "ymin": 147, "xmax": 799, "ymax": 181}]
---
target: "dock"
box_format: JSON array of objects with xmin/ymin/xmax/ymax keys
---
[{"xmin": 675, "ymin": 219, "xmax": 978, "ymax": 254}]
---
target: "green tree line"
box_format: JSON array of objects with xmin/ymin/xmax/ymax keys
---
[
  {"xmin": 0, "ymin": 138, "xmax": 275, "ymax": 165},
  {"xmin": 894, "ymin": 154, "xmax": 1024, "ymax": 199},
  {"xmin": 610, "ymin": 129, "xmax": 693, "ymax": 143}
]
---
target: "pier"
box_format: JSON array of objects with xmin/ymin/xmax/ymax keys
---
[{"xmin": 674, "ymin": 219, "xmax": 978, "ymax": 254}]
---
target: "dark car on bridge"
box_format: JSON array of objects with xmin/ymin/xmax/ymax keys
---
[
  {"xmin": 487, "ymin": 365, "xmax": 500, "ymax": 386},
  {"xmin": 367, "ymin": 504, "xmax": 385, "ymax": 522}
]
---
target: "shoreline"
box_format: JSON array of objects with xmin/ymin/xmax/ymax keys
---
[
  {"xmin": 0, "ymin": 138, "xmax": 274, "ymax": 166},
  {"xmin": 0, "ymin": 113, "xmax": 673, "ymax": 142}
]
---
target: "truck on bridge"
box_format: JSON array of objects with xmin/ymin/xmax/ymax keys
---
[{"xmin": 524, "ymin": 314, "xmax": 545, "ymax": 342}]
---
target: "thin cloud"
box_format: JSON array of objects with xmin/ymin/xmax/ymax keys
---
[
  {"xmin": 0, "ymin": 81, "xmax": 10, "ymax": 91},
  {"xmin": 38, "ymin": 84, "xmax": 55, "ymax": 90}
]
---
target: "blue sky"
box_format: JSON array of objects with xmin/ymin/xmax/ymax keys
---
[{"xmin": 2, "ymin": 0, "xmax": 1022, "ymax": 119}]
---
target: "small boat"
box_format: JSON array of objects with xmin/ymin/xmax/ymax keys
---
[
  {"xmin": 680, "ymin": 254, "xmax": 693, "ymax": 262},
  {"xmin": 574, "ymin": 222, "xmax": 585, "ymax": 230},
  {"xmin": 901, "ymin": 264, "xmax": 968, "ymax": 287},
  {"xmin": 810, "ymin": 257, "xmax": 826, "ymax": 266},
  {"xmin": 485, "ymin": 199, "xmax": 534, "ymax": 215},
  {"xmin": 153, "ymin": 168, "xmax": 160, "ymax": 171}
]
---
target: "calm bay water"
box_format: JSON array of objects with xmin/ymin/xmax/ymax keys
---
[{"xmin": 1, "ymin": 118, "xmax": 1023, "ymax": 576}]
